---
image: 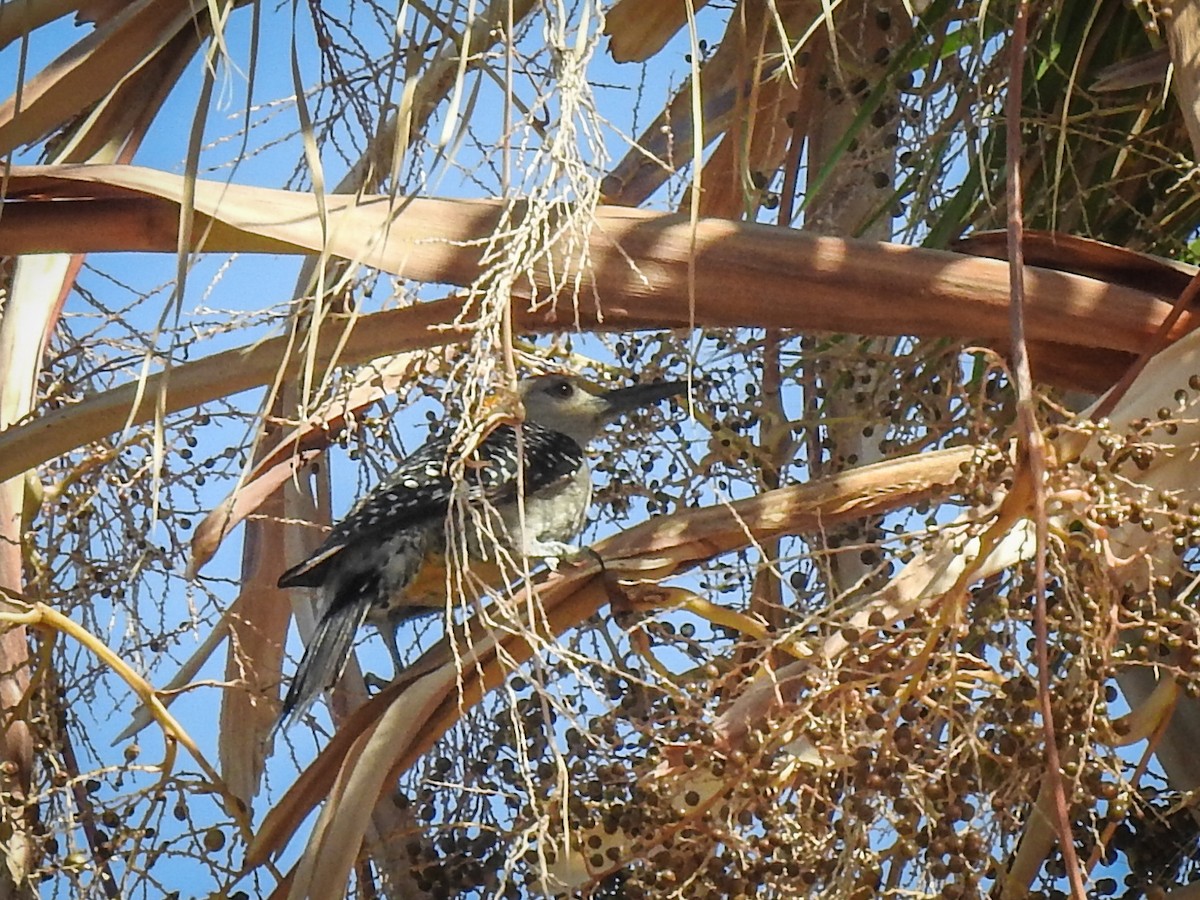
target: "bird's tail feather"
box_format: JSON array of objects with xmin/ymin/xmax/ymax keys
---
[{"xmin": 277, "ymin": 586, "xmax": 374, "ymax": 731}]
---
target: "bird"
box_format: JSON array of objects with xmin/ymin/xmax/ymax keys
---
[{"xmin": 275, "ymin": 373, "xmax": 686, "ymax": 728}]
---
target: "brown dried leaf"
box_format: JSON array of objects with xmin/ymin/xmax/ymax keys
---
[
  {"xmin": 293, "ymin": 673, "xmax": 448, "ymax": 900},
  {"xmin": 219, "ymin": 510, "xmax": 290, "ymax": 808},
  {"xmin": 696, "ymin": 69, "xmax": 805, "ymax": 218},
  {"xmin": 602, "ymin": 0, "xmax": 816, "ymax": 206},
  {"xmin": 0, "ymin": 0, "xmax": 87, "ymax": 50},
  {"xmin": 74, "ymin": 0, "xmax": 134, "ymax": 25},
  {"xmin": 188, "ymin": 451, "xmax": 319, "ymax": 582},
  {"xmin": 0, "ymin": 0, "xmax": 206, "ymax": 153},
  {"xmin": 604, "ymin": 0, "xmax": 709, "ymax": 64},
  {"xmin": 1164, "ymin": 0, "xmax": 1200, "ymax": 161},
  {"xmin": 0, "ymin": 239, "xmax": 76, "ymax": 891},
  {"xmin": 954, "ymin": 230, "xmax": 1197, "ymax": 299}
]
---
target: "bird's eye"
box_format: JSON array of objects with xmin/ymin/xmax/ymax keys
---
[{"xmin": 552, "ymin": 380, "xmax": 574, "ymax": 398}]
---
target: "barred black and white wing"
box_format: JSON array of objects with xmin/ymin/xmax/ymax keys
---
[{"xmin": 276, "ymin": 423, "xmax": 585, "ymax": 590}]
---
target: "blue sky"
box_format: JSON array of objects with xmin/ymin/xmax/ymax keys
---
[{"xmin": 2, "ymin": 4, "xmax": 1169, "ymax": 897}]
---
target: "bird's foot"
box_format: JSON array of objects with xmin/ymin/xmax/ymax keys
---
[
  {"xmin": 364, "ymin": 672, "xmax": 391, "ymax": 693},
  {"xmin": 525, "ymin": 540, "xmax": 604, "ymax": 573},
  {"xmin": 524, "ymin": 540, "xmax": 583, "ymax": 570}
]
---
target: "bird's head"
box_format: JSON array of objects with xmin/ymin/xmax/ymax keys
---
[{"xmin": 519, "ymin": 374, "xmax": 686, "ymax": 444}]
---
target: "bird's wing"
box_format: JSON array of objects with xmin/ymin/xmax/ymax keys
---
[
  {"xmin": 469, "ymin": 422, "xmax": 586, "ymax": 499},
  {"xmin": 276, "ymin": 423, "xmax": 584, "ymax": 588}
]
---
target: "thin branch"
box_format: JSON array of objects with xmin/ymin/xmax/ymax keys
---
[{"xmin": 1005, "ymin": 4, "xmax": 1086, "ymax": 897}]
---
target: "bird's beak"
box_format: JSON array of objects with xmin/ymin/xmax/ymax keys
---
[{"xmin": 600, "ymin": 380, "xmax": 688, "ymax": 418}]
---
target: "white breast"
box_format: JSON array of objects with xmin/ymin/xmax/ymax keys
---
[{"xmin": 501, "ymin": 463, "xmax": 591, "ymax": 545}]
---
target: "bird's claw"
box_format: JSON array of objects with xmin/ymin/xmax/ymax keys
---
[
  {"xmin": 525, "ymin": 541, "xmax": 606, "ymax": 575},
  {"xmin": 526, "ymin": 540, "xmax": 585, "ymax": 570},
  {"xmin": 364, "ymin": 672, "xmax": 390, "ymax": 693}
]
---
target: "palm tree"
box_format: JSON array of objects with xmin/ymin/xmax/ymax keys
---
[{"xmin": 1, "ymin": 1, "xmax": 1199, "ymax": 897}]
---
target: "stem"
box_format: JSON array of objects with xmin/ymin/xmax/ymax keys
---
[{"xmin": 1005, "ymin": 5, "xmax": 1086, "ymax": 897}]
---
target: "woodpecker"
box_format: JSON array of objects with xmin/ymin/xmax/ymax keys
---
[{"xmin": 276, "ymin": 374, "xmax": 686, "ymax": 727}]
